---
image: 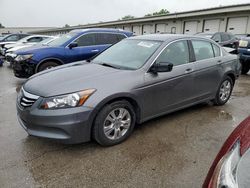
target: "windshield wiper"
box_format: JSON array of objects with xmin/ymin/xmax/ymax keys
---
[{"xmin": 100, "ymin": 63, "xmax": 121, "ymax": 69}]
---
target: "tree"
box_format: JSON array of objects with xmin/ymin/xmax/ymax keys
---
[
  {"xmin": 0, "ymin": 23, "xmax": 5, "ymax": 28},
  {"xmin": 121, "ymin": 15, "xmax": 135, "ymax": 20},
  {"xmin": 64, "ymin": 24, "xmax": 70, "ymax": 28},
  {"xmin": 144, "ymin": 9, "xmax": 169, "ymax": 17}
]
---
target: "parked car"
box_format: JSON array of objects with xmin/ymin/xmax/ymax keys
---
[
  {"xmin": 235, "ymin": 34, "xmax": 250, "ymax": 40},
  {"xmin": 238, "ymin": 37, "xmax": 250, "ymax": 74},
  {"xmin": 0, "ymin": 33, "xmax": 29, "ymax": 43},
  {"xmin": 196, "ymin": 32, "xmax": 239, "ymax": 49},
  {"xmin": 203, "ymin": 115, "xmax": 250, "ymax": 188},
  {"xmin": 0, "ymin": 33, "xmax": 30, "ymax": 55},
  {"xmin": 16, "ymin": 34, "xmax": 241, "ymax": 146},
  {"xmin": 4, "ymin": 35, "xmax": 52, "ymax": 53},
  {"xmin": 12, "ymin": 28, "xmax": 133, "ymax": 78},
  {"xmin": 5, "ymin": 36, "xmax": 58, "ymax": 67},
  {"xmin": 0, "ymin": 58, "xmax": 3, "ymax": 66}
]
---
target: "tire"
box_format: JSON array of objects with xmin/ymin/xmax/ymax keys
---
[
  {"xmin": 37, "ymin": 61, "xmax": 59, "ymax": 72},
  {"xmin": 241, "ymin": 64, "xmax": 250, "ymax": 75},
  {"xmin": 93, "ymin": 100, "xmax": 136, "ymax": 146},
  {"xmin": 213, "ymin": 76, "xmax": 233, "ymax": 106}
]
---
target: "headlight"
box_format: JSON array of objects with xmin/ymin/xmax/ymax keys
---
[
  {"xmin": 40, "ymin": 89, "xmax": 96, "ymax": 109},
  {"xmin": 210, "ymin": 140, "xmax": 241, "ymax": 188},
  {"xmin": 15, "ymin": 54, "xmax": 33, "ymax": 61}
]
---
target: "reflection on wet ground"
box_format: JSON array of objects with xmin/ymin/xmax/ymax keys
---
[{"xmin": 0, "ymin": 64, "xmax": 250, "ymax": 188}]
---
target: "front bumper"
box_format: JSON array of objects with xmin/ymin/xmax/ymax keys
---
[
  {"xmin": 13, "ymin": 60, "xmax": 36, "ymax": 78},
  {"xmin": 16, "ymin": 93, "xmax": 95, "ymax": 144},
  {"xmin": 239, "ymin": 53, "xmax": 250, "ymax": 63}
]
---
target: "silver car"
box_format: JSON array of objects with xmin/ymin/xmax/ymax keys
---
[{"xmin": 16, "ymin": 34, "xmax": 241, "ymax": 146}]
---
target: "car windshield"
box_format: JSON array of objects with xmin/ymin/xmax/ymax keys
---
[
  {"xmin": 93, "ymin": 39, "xmax": 162, "ymax": 70},
  {"xmin": 48, "ymin": 33, "xmax": 77, "ymax": 46}
]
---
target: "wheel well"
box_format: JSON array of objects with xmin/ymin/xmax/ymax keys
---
[
  {"xmin": 227, "ymin": 73, "xmax": 235, "ymax": 85},
  {"xmin": 36, "ymin": 59, "xmax": 63, "ymax": 73}
]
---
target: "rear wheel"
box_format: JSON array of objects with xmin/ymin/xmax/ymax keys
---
[
  {"xmin": 37, "ymin": 61, "xmax": 60, "ymax": 72},
  {"xmin": 93, "ymin": 100, "xmax": 136, "ymax": 146},
  {"xmin": 213, "ymin": 76, "xmax": 233, "ymax": 106}
]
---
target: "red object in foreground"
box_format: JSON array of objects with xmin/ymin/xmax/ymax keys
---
[{"xmin": 203, "ymin": 115, "xmax": 250, "ymax": 188}]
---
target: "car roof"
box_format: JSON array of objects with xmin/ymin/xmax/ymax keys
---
[
  {"xmin": 128, "ymin": 34, "xmax": 214, "ymax": 42},
  {"xmin": 70, "ymin": 28, "xmax": 132, "ymax": 34}
]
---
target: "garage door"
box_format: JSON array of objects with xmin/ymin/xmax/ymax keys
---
[
  {"xmin": 227, "ymin": 17, "xmax": 248, "ymax": 34},
  {"xmin": 132, "ymin": 25, "xmax": 141, "ymax": 35},
  {"xmin": 184, "ymin": 21, "xmax": 198, "ymax": 34},
  {"xmin": 156, "ymin": 24, "xmax": 166, "ymax": 33},
  {"xmin": 123, "ymin": 26, "xmax": 132, "ymax": 32},
  {"xmin": 142, "ymin": 25, "xmax": 154, "ymax": 34},
  {"xmin": 203, "ymin": 19, "xmax": 221, "ymax": 33}
]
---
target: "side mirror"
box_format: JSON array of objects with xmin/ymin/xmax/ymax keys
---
[
  {"xmin": 150, "ymin": 62, "xmax": 173, "ymax": 73},
  {"xmin": 68, "ymin": 42, "xmax": 78, "ymax": 49}
]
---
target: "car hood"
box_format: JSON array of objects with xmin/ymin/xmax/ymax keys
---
[
  {"xmin": 24, "ymin": 63, "xmax": 134, "ymax": 97},
  {"xmin": 7, "ymin": 44, "xmax": 33, "ymax": 52},
  {"xmin": 15, "ymin": 45, "xmax": 60, "ymax": 55}
]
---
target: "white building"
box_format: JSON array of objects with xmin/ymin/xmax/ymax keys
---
[
  {"xmin": 0, "ymin": 27, "xmax": 56, "ymax": 35},
  {"xmin": 30, "ymin": 3, "xmax": 250, "ymax": 36}
]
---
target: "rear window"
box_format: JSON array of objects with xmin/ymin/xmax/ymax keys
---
[
  {"xmin": 221, "ymin": 33, "xmax": 230, "ymax": 42},
  {"xmin": 192, "ymin": 40, "xmax": 214, "ymax": 61},
  {"xmin": 95, "ymin": 33, "xmax": 126, "ymax": 45}
]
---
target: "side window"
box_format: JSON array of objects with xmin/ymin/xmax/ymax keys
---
[
  {"xmin": 155, "ymin": 40, "xmax": 190, "ymax": 66},
  {"xmin": 5, "ymin": 35, "xmax": 19, "ymax": 41},
  {"xmin": 117, "ymin": 34, "xmax": 126, "ymax": 41},
  {"xmin": 95, "ymin": 33, "xmax": 125, "ymax": 45},
  {"xmin": 212, "ymin": 44, "xmax": 221, "ymax": 57},
  {"xmin": 75, "ymin": 34, "xmax": 95, "ymax": 47},
  {"xmin": 192, "ymin": 40, "xmax": 214, "ymax": 61},
  {"xmin": 221, "ymin": 33, "xmax": 230, "ymax": 42},
  {"xmin": 211, "ymin": 34, "xmax": 221, "ymax": 42},
  {"xmin": 27, "ymin": 37, "xmax": 43, "ymax": 42}
]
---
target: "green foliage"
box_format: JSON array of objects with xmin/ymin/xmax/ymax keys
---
[
  {"xmin": 121, "ymin": 15, "xmax": 135, "ymax": 20},
  {"xmin": 0, "ymin": 23, "xmax": 4, "ymax": 28},
  {"xmin": 144, "ymin": 9, "xmax": 169, "ymax": 17}
]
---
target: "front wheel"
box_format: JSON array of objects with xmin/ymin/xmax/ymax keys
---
[
  {"xmin": 213, "ymin": 76, "xmax": 233, "ymax": 106},
  {"xmin": 37, "ymin": 61, "xmax": 59, "ymax": 72},
  {"xmin": 241, "ymin": 64, "xmax": 250, "ymax": 75},
  {"xmin": 93, "ymin": 100, "xmax": 136, "ymax": 146}
]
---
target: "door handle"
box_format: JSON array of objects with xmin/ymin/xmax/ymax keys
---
[
  {"xmin": 185, "ymin": 68, "xmax": 193, "ymax": 73},
  {"xmin": 91, "ymin": 49, "xmax": 99, "ymax": 52}
]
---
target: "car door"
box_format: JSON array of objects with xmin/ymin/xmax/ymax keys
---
[
  {"xmin": 142, "ymin": 40, "xmax": 196, "ymax": 118},
  {"xmin": 66, "ymin": 33, "xmax": 100, "ymax": 62},
  {"xmin": 191, "ymin": 40, "xmax": 222, "ymax": 100}
]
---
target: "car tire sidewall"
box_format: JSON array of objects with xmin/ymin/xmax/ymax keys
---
[
  {"xmin": 37, "ymin": 61, "xmax": 59, "ymax": 72},
  {"xmin": 214, "ymin": 76, "xmax": 233, "ymax": 106},
  {"xmin": 93, "ymin": 100, "xmax": 136, "ymax": 146}
]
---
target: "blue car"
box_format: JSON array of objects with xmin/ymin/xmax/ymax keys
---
[
  {"xmin": 0, "ymin": 58, "xmax": 3, "ymax": 66},
  {"xmin": 238, "ymin": 37, "xmax": 250, "ymax": 74},
  {"xmin": 13, "ymin": 28, "xmax": 133, "ymax": 78}
]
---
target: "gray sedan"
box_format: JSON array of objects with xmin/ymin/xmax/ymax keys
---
[{"xmin": 16, "ymin": 34, "xmax": 241, "ymax": 146}]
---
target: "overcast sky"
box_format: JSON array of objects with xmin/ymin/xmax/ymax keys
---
[{"xmin": 0, "ymin": 0, "xmax": 250, "ymax": 27}]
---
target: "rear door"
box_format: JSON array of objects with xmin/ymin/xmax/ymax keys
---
[
  {"xmin": 143, "ymin": 40, "xmax": 196, "ymax": 118},
  {"xmin": 191, "ymin": 40, "xmax": 222, "ymax": 100}
]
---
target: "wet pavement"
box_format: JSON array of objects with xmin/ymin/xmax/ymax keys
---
[{"xmin": 0, "ymin": 64, "xmax": 250, "ymax": 188}]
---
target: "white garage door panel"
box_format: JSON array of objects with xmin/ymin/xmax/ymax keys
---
[
  {"xmin": 156, "ymin": 24, "xmax": 166, "ymax": 33},
  {"xmin": 184, "ymin": 21, "xmax": 198, "ymax": 34},
  {"xmin": 227, "ymin": 17, "xmax": 248, "ymax": 34},
  {"xmin": 124, "ymin": 26, "xmax": 132, "ymax": 32},
  {"xmin": 143, "ymin": 25, "xmax": 154, "ymax": 34},
  {"xmin": 204, "ymin": 19, "xmax": 220, "ymax": 33},
  {"xmin": 133, "ymin": 25, "xmax": 141, "ymax": 35}
]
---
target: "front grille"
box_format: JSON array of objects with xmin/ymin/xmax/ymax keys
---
[
  {"xmin": 19, "ymin": 88, "xmax": 39, "ymax": 108},
  {"xmin": 6, "ymin": 55, "xmax": 14, "ymax": 62}
]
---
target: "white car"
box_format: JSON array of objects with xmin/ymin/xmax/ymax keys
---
[
  {"xmin": 5, "ymin": 36, "xmax": 58, "ymax": 66},
  {"xmin": 4, "ymin": 35, "xmax": 52, "ymax": 53}
]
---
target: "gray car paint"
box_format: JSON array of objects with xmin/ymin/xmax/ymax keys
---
[{"xmin": 18, "ymin": 34, "xmax": 240, "ymax": 143}]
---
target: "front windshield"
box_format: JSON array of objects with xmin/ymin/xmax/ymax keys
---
[
  {"xmin": 48, "ymin": 33, "xmax": 77, "ymax": 46},
  {"xmin": 93, "ymin": 39, "xmax": 162, "ymax": 70}
]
